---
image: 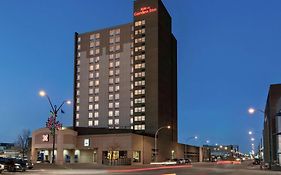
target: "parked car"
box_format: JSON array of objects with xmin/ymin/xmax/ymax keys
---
[
  {"xmin": 161, "ymin": 159, "xmax": 177, "ymax": 165},
  {"xmin": 0, "ymin": 164, "xmax": 4, "ymax": 174},
  {"xmin": 0, "ymin": 158, "xmax": 25, "ymax": 172}
]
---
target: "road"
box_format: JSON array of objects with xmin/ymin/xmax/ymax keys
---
[{"xmin": 2, "ymin": 161, "xmax": 281, "ymax": 175}]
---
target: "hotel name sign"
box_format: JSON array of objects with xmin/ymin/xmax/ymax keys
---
[{"xmin": 134, "ymin": 6, "xmax": 157, "ymax": 17}]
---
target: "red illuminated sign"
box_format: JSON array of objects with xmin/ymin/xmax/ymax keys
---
[
  {"xmin": 134, "ymin": 6, "xmax": 157, "ymax": 17},
  {"xmin": 42, "ymin": 134, "xmax": 49, "ymax": 142}
]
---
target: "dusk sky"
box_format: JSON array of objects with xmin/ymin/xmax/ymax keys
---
[{"xmin": 0, "ymin": 0, "xmax": 281, "ymax": 153}]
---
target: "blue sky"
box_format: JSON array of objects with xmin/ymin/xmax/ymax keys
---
[{"xmin": 0, "ymin": 0, "xmax": 280, "ymax": 153}]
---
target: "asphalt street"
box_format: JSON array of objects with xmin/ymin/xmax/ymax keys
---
[{"xmin": 3, "ymin": 161, "xmax": 281, "ymax": 175}]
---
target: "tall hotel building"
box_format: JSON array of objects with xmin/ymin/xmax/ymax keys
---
[
  {"xmin": 31, "ymin": 0, "xmax": 201, "ymax": 165},
  {"xmin": 73, "ymin": 0, "xmax": 177, "ymax": 140}
]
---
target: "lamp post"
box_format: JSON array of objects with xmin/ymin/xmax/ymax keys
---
[
  {"xmin": 184, "ymin": 136, "xmax": 198, "ymax": 159},
  {"xmin": 248, "ymin": 107, "xmax": 265, "ymax": 167},
  {"xmin": 154, "ymin": 125, "xmax": 171, "ymax": 162},
  {"xmin": 39, "ymin": 90, "xmax": 71, "ymax": 164}
]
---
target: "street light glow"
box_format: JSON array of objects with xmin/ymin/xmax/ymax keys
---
[
  {"xmin": 248, "ymin": 131, "xmax": 253, "ymax": 135},
  {"xmin": 248, "ymin": 107, "xmax": 255, "ymax": 114},
  {"xmin": 167, "ymin": 125, "xmax": 171, "ymax": 129},
  {"xmin": 194, "ymin": 136, "xmax": 198, "ymax": 139},
  {"xmin": 39, "ymin": 90, "xmax": 46, "ymax": 97},
  {"xmin": 66, "ymin": 100, "xmax": 72, "ymax": 105},
  {"xmin": 251, "ymin": 138, "xmax": 255, "ymax": 141}
]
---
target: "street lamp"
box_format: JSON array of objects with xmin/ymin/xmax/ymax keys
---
[
  {"xmin": 154, "ymin": 125, "xmax": 171, "ymax": 162},
  {"xmin": 251, "ymin": 138, "xmax": 255, "ymax": 141},
  {"xmin": 39, "ymin": 90, "xmax": 71, "ymax": 164},
  {"xmin": 184, "ymin": 136, "xmax": 198, "ymax": 158},
  {"xmin": 249, "ymin": 131, "xmax": 253, "ymax": 135}
]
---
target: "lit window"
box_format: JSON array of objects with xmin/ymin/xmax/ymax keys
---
[
  {"xmin": 77, "ymin": 82, "xmax": 80, "ymax": 88},
  {"xmin": 109, "ymin": 111, "xmax": 113, "ymax": 117},
  {"xmin": 115, "ymin": 85, "xmax": 120, "ymax": 91},
  {"xmin": 94, "ymin": 112, "xmax": 99, "ymax": 118},
  {"xmin": 77, "ymin": 37, "xmax": 81, "ymax": 42},
  {"xmin": 115, "ymin": 94, "xmax": 120, "ymax": 100},
  {"xmin": 116, "ymin": 53, "xmax": 120, "ymax": 59},
  {"xmin": 109, "ymin": 62, "xmax": 114, "ymax": 68},
  {"xmin": 94, "ymin": 88, "xmax": 99, "ymax": 94},
  {"xmin": 109, "ymin": 78, "xmax": 114, "ymax": 84},
  {"xmin": 89, "ymin": 104, "xmax": 93, "ymax": 110},
  {"xmin": 109, "ymin": 38, "xmax": 114, "ymax": 44},
  {"xmin": 115, "ymin": 77, "xmax": 120, "ymax": 84},
  {"xmin": 116, "ymin": 28, "xmax": 120, "ymax": 34},
  {"xmin": 77, "ymin": 90, "xmax": 80, "ymax": 95},
  {"xmin": 90, "ymin": 42, "xmax": 95, "ymax": 48},
  {"xmin": 108, "ymin": 119, "xmax": 113, "ymax": 125},
  {"xmin": 89, "ymin": 89, "xmax": 93, "ymax": 94},
  {"xmin": 109, "ymin": 54, "xmax": 114, "ymax": 59},
  {"xmin": 76, "ymin": 98, "xmax": 80, "ymax": 104},
  {"xmin": 89, "ymin": 81, "xmax": 94, "ymax": 87},
  {"xmin": 96, "ymin": 33, "xmax": 100, "ymax": 39},
  {"xmin": 89, "ymin": 65, "xmax": 94, "ymax": 71},
  {"xmin": 89, "ymin": 97, "xmax": 93, "ymax": 102},
  {"xmin": 130, "ymin": 109, "xmax": 133, "ymax": 115},
  {"xmin": 109, "ymin": 70, "xmax": 114, "ymax": 76},
  {"xmin": 77, "ymin": 59, "xmax": 80, "ymax": 65},
  {"xmin": 115, "ymin": 61, "xmax": 120, "ymax": 67},
  {"xmin": 135, "ymin": 98, "xmax": 145, "ymax": 104},
  {"xmin": 77, "ymin": 44, "xmax": 81, "ymax": 50},
  {"xmin": 95, "ymin": 48, "xmax": 100, "ymax": 54},
  {"xmin": 95, "ymin": 64, "xmax": 100, "ymax": 70},
  {"xmin": 95, "ymin": 41, "xmax": 100, "ymax": 47},
  {"xmin": 116, "ymin": 36, "xmax": 120, "ymax": 43},
  {"xmin": 109, "ymin": 94, "xmax": 114, "ymax": 100},
  {"xmin": 116, "ymin": 45, "xmax": 120, "ymax": 51},
  {"xmin": 115, "ymin": 119, "xmax": 119, "ymax": 125},
  {"xmin": 94, "ymin": 104, "xmax": 99, "ymax": 110},
  {"xmin": 109, "ymin": 102, "xmax": 113, "ymax": 108},
  {"xmin": 95, "ymin": 56, "xmax": 100, "ymax": 62},
  {"xmin": 95, "ymin": 72, "xmax": 99, "ymax": 78},
  {"xmin": 88, "ymin": 120, "xmax": 93, "ymax": 126},
  {"xmin": 115, "ymin": 102, "xmax": 119, "ymax": 108},
  {"xmin": 76, "ymin": 121, "xmax": 79, "ymax": 127},
  {"xmin": 94, "ymin": 96, "xmax": 99, "ymax": 102},
  {"xmin": 134, "ymin": 107, "xmax": 145, "ymax": 113},
  {"xmin": 109, "ymin": 30, "xmax": 115, "ymax": 36},
  {"xmin": 76, "ymin": 113, "xmax": 80, "ymax": 119},
  {"xmin": 94, "ymin": 120, "xmax": 99, "ymax": 126},
  {"xmin": 115, "ymin": 69, "xmax": 120, "ymax": 75},
  {"xmin": 115, "ymin": 111, "xmax": 120, "ymax": 117},
  {"xmin": 130, "ymin": 117, "xmax": 134, "ymax": 124},
  {"xmin": 89, "ymin": 73, "xmax": 94, "ymax": 79},
  {"xmin": 95, "ymin": 80, "xmax": 99, "ymax": 86},
  {"xmin": 109, "ymin": 86, "xmax": 114, "ymax": 92},
  {"xmin": 90, "ymin": 50, "xmax": 94, "ymax": 55}
]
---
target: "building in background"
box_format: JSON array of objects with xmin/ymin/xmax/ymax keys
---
[{"xmin": 263, "ymin": 84, "xmax": 281, "ymax": 169}]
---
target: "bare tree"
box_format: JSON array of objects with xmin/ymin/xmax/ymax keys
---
[{"xmin": 15, "ymin": 129, "xmax": 31, "ymax": 158}]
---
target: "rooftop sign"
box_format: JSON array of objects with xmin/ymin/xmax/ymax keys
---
[{"xmin": 134, "ymin": 6, "xmax": 157, "ymax": 17}]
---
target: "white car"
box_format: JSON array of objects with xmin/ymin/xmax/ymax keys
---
[{"xmin": 0, "ymin": 164, "xmax": 4, "ymax": 173}]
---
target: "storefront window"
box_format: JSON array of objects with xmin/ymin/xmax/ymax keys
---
[{"xmin": 133, "ymin": 151, "xmax": 141, "ymax": 162}]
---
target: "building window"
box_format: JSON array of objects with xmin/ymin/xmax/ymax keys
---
[
  {"xmin": 77, "ymin": 37, "xmax": 81, "ymax": 42},
  {"xmin": 109, "ymin": 86, "xmax": 114, "ymax": 92},
  {"xmin": 115, "ymin": 110, "xmax": 120, "ymax": 117},
  {"xmin": 135, "ymin": 54, "xmax": 145, "ymax": 61},
  {"xmin": 76, "ymin": 106, "xmax": 80, "ymax": 111},
  {"xmin": 89, "ymin": 65, "xmax": 94, "ymax": 71},
  {"xmin": 109, "ymin": 70, "xmax": 114, "ymax": 76},
  {"xmin": 89, "ymin": 112, "xmax": 93, "ymax": 118},
  {"xmin": 134, "ymin": 124, "xmax": 145, "ymax": 130},
  {"xmin": 95, "ymin": 88, "xmax": 99, "ymax": 94},
  {"xmin": 115, "ymin": 77, "xmax": 120, "ymax": 84},
  {"xmin": 95, "ymin": 72, "xmax": 99, "ymax": 78},
  {"xmin": 94, "ymin": 120, "xmax": 99, "ymax": 126},
  {"xmin": 94, "ymin": 96, "xmax": 99, "ymax": 102},
  {"xmin": 116, "ymin": 53, "xmax": 120, "ymax": 59},
  {"xmin": 135, "ymin": 80, "xmax": 145, "ymax": 86},
  {"xmin": 89, "ymin": 81, "xmax": 94, "ymax": 87},
  {"xmin": 94, "ymin": 112, "xmax": 99, "ymax": 118},
  {"xmin": 109, "ymin": 111, "xmax": 113, "ymax": 117},
  {"xmin": 135, "ymin": 98, "xmax": 145, "ymax": 104},
  {"xmin": 115, "ymin": 69, "xmax": 120, "ymax": 75},
  {"xmin": 90, "ymin": 50, "xmax": 94, "ymax": 55},
  {"xmin": 94, "ymin": 104, "xmax": 99, "ymax": 110},
  {"xmin": 89, "ymin": 73, "xmax": 94, "ymax": 79},
  {"xmin": 76, "ymin": 113, "xmax": 80, "ymax": 119},
  {"xmin": 109, "ymin": 78, "xmax": 114, "ymax": 84},
  {"xmin": 115, "ymin": 94, "xmax": 120, "ymax": 100},
  {"xmin": 89, "ymin": 104, "xmax": 93, "ymax": 110},
  {"xmin": 108, "ymin": 119, "xmax": 113, "ymax": 125},
  {"xmin": 135, "ymin": 63, "xmax": 145, "ymax": 69},
  {"xmin": 109, "ymin": 102, "xmax": 113, "ymax": 108},
  {"xmin": 95, "ymin": 80, "xmax": 99, "ymax": 86},
  {"xmin": 115, "ymin": 102, "xmax": 119, "ymax": 108},
  {"xmin": 89, "ymin": 89, "xmax": 93, "ymax": 94},
  {"xmin": 134, "ymin": 89, "xmax": 145, "ymax": 95},
  {"xmin": 115, "ymin": 85, "xmax": 120, "ymax": 92},
  {"xmin": 76, "ymin": 121, "xmax": 79, "ymax": 127},
  {"xmin": 133, "ymin": 151, "xmax": 141, "ymax": 162},
  {"xmin": 135, "ymin": 72, "xmax": 145, "ymax": 78},
  {"xmin": 115, "ymin": 119, "xmax": 119, "ymax": 125},
  {"xmin": 88, "ymin": 120, "xmax": 93, "ymax": 126},
  {"xmin": 95, "ymin": 64, "xmax": 100, "ymax": 70},
  {"xmin": 135, "ymin": 116, "xmax": 145, "ymax": 121}
]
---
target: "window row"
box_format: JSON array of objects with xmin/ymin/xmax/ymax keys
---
[
  {"xmin": 89, "ymin": 56, "xmax": 100, "ymax": 63},
  {"xmin": 109, "ymin": 94, "xmax": 120, "ymax": 100},
  {"xmin": 108, "ymin": 118, "xmax": 120, "ymax": 125},
  {"xmin": 134, "ymin": 89, "xmax": 145, "ymax": 95},
  {"xmin": 135, "ymin": 37, "xmax": 145, "ymax": 44},
  {"xmin": 135, "ymin": 28, "xmax": 145, "ymax": 35},
  {"xmin": 135, "ymin": 54, "xmax": 145, "ymax": 61},
  {"xmin": 89, "ymin": 89, "xmax": 100, "ymax": 95},
  {"xmin": 89, "ymin": 72, "xmax": 100, "ymax": 79},
  {"xmin": 109, "ymin": 85, "xmax": 120, "ymax": 92},
  {"xmin": 90, "ymin": 33, "xmax": 100, "ymax": 40},
  {"xmin": 134, "ymin": 107, "xmax": 145, "ymax": 113},
  {"xmin": 88, "ymin": 104, "xmax": 99, "ymax": 110},
  {"xmin": 109, "ymin": 44, "xmax": 121, "ymax": 52},
  {"xmin": 109, "ymin": 69, "xmax": 120, "ymax": 76},
  {"xmin": 135, "ymin": 20, "xmax": 145, "ymax": 27},
  {"xmin": 109, "ymin": 36, "xmax": 120, "ymax": 44},
  {"xmin": 135, "ymin": 72, "xmax": 145, "ymax": 78},
  {"xmin": 109, "ymin": 77, "xmax": 120, "ymax": 84},
  {"xmin": 88, "ymin": 112, "xmax": 99, "ymax": 118},
  {"xmin": 89, "ymin": 49, "xmax": 100, "ymax": 55},
  {"xmin": 88, "ymin": 120, "xmax": 99, "ymax": 126},
  {"xmin": 88, "ymin": 80, "xmax": 100, "ymax": 86},
  {"xmin": 90, "ymin": 41, "xmax": 100, "ymax": 48},
  {"xmin": 135, "ymin": 98, "xmax": 145, "ymax": 104},
  {"xmin": 109, "ymin": 102, "xmax": 120, "ymax": 108},
  {"xmin": 134, "ymin": 116, "xmax": 145, "ymax": 122},
  {"xmin": 109, "ymin": 110, "xmax": 120, "ymax": 117},
  {"xmin": 89, "ymin": 64, "xmax": 100, "ymax": 71},
  {"xmin": 109, "ymin": 53, "xmax": 121, "ymax": 60},
  {"xmin": 135, "ymin": 46, "xmax": 145, "ymax": 52},
  {"xmin": 135, "ymin": 80, "xmax": 145, "ymax": 86},
  {"xmin": 109, "ymin": 60, "xmax": 120, "ymax": 68},
  {"xmin": 135, "ymin": 63, "xmax": 145, "ymax": 69},
  {"xmin": 109, "ymin": 29, "xmax": 121, "ymax": 36},
  {"xmin": 134, "ymin": 124, "xmax": 145, "ymax": 130}
]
